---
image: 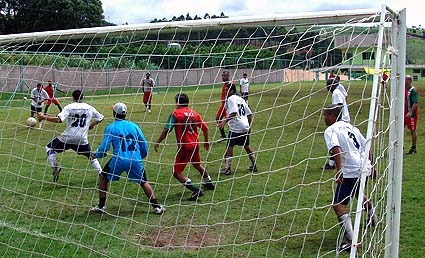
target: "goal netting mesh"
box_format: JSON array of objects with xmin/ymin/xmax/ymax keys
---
[{"xmin": 0, "ymin": 7, "xmax": 405, "ymax": 257}]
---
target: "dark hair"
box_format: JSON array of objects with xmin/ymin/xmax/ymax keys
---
[
  {"xmin": 72, "ymin": 90, "xmax": 84, "ymax": 101},
  {"xmin": 114, "ymin": 113, "xmax": 126, "ymax": 120},
  {"xmin": 324, "ymin": 104, "xmax": 342, "ymax": 121},
  {"xmin": 326, "ymin": 78, "xmax": 338, "ymax": 92},
  {"xmin": 37, "ymin": 83, "xmax": 42, "ymax": 87},
  {"xmin": 243, "ymin": 73, "xmax": 247, "ymax": 76},
  {"xmin": 175, "ymin": 93, "xmax": 189, "ymax": 107}
]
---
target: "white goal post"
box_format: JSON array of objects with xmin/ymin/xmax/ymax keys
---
[{"xmin": 0, "ymin": 5, "xmax": 405, "ymax": 258}]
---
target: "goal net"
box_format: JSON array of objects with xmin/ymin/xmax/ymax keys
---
[{"xmin": 0, "ymin": 6, "xmax": 405, "ymax": 257}]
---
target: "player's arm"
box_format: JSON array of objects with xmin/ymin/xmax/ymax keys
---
[
  {"xmin": 89, "ymin": 110, "xmax": 104, "ymax": 130},
  {"xmin": 199, "ymin": 117, "xmax": 209, "ymax": 150},
  {"xmin": 38, "ymin": 113, "xmax": 61, "ymax": 123},
  {"xmin": 95, "ymin": 130, "xmax": 112, "ymax": 159},
  {"xmin": 154, "ymin": 114, "xmax": 174, "ymax": 152},
  {"xmin": 330, "ymin": 146, "xmax": 343, "ymax": 183},
  {"xmin": 218, "ymin": 112, "xmax": 236, "ymax": 129},
  {"xmin": 406, "ymin": 102, "xmax": 418, "ymax": 118}
]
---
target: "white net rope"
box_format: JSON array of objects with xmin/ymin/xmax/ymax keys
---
[{"xmin": 0, "ymin": 9, "xmax": 399, "ymax": 257}]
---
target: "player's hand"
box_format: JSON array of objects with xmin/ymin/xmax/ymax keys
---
[
  {"xmin": 335, "ymin": 172, "xmax": 343, "ymax": 184},
  {"xmin": 204, "ymin": 142, "xmax": 210, "ymax": 151},
  {"xmin": 89, "ymin": 124, "xmax": 95, "ymax": 130},
  {"xmin": 405, "ymin": 112, "xmax": 412, "ymax": 118},
  {"xmin": 37, "ymin": 112, "xmax": 45, "ymax": 121},
  {"xmin": 154, "ymin": 142, "xmax": 160, "ymax": 152},
  {"xmin": 217, "ymin": 120, "xmax": 226, "ymax": 129}
]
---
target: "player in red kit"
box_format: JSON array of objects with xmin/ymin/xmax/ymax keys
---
[
  {"xmin": 44, "ymin": 80, "xmax": 65, "ymax": 114},
  {"xmin": 216, "ymin": 70, "xmax": 233, "ymax": 141},
  {"xmin": 155, "ymin": 93, "xmax": 215, "ymax": 201}
]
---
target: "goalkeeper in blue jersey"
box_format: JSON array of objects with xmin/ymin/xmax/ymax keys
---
[{"xmin": 90, "ymin": 102, "xmax": 164, "ymax": 215}]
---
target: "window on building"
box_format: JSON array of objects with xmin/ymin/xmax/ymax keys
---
[
  {"xmin": 413, "ymin": 69, "xmax": 420, "ymax": 73},
  {"xmin": 421, "ymin": 69, "xmax": 425, "ymax": 77},
  {"xmin": 413, "ymin": 75, "xmax": 419, "ymax": 81},
  {"xmin": 362, "ymin": 52, "xmax": 375, "ymax": 60}
]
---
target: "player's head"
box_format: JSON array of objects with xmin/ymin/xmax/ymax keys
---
[
  {"xmin": 323, "ymin": 104, "xmax": 342, "ymax": 126},
  {"xmin": 112, "ymin": 102, "xmax": 127, "ymax": 119},
  {"xmin": 36, "ymin": 83, "xmax": 42, "ymax": 89},
  {"xmin": 72, "ymin": 90, "xmax": 84, "ymax": 102},
  {"xmin": 48, "ymin": 80, "xmax": 53, "ymax": 86},
  {"xmin": 222, "ymin": 70, "xmax": 230, "ymax": 82},
  {"xmin": 243, "ymin": 73, "xmax": 247, "ymax": 78},
  {"xmin": 146, "ymin": 72, "xmax": 150, "ymax": 78},
  {"xmin": 405, "ymin": 75, "xmax": 412, "ymax": 87},
  {"xmin": 326, "ymin": 78, "xmax": 338, "ymax": 92},
  {"xmin": 335, "ymin": 75, "xmax": 340, "ymax": 83},
  {"xmin": 225, "ymin": 83, "xmax": 237, "ymax": 96},
  {"xmin": 175, "ymin": 93, "xmax": 189, "ymax": 107}
]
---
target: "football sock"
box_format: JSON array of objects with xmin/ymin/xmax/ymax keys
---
[
  {"xmin": 338, "ymin": 213, "xmax": 353, "ymax": 242},
  {"xmin": 329, "ymin": 160, "xmax": 335, "ymax": 166},
  {"xmin": 47, "ymin": 152, "xmax": 57, "ymax": 167},
  {"xmin": 411, "ymin": 144, "xmax": 416, "ymax": 150},
  {"xmin": 248, "ymin": 153, "xmax": 256, "ymax": 165},
  {"xmin": 99, "ymin": 197, "xmax": 106, "ymax": 209},
  {"xmin": 90, "ymin": 158, "xmax": 102, "ymax": 174},
  {"xmin": 225, "ymin": 157, "xmax": 232, "ymax": 170},
  {"xmin": 184, "ymin": 178, "xmax": 198, "ymax": 191},
  {"xmin": 150, "ymin": 199, "xmax": 161, "ymax": 209}
]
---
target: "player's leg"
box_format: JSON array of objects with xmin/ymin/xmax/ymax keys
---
[
  {"xmin": 143, "ymin": 92, "xmax": 149, "ymax": 110},
  {"xmin": 362, "ymin": 195, "xmax": 377, "ymax": 226},
  {"xmin": 333, "ymin": 178, "xmax": 356, "ymax": 251},
  {"xmin": 407, "ymin": 117, "xmax": 417, "ymax": 154},
  {"xmin": 36, "ymin": 107, "xmax": 43, "ymax": 129},
  {"xmin": 44, "ymin": 100, "xmax": 51, "ymax": 114},
  {"xmin": 45, "ymin": 138, "xmax": 65, "ymax": 182},
  {"xmin": 75, "ymin": 144, "xmax": 102, "ymax": 174},
  {"xmin": 173, "ymin": 152, "xmax": 204, "ymax": 200},
  {"xmin": 190, "ymin": 147, "xmax": 215, "ymax": 190},
  {"xmin": 243, "ymin": 134, "xmax": 257, "ymax": 172},
  {"xmin": 221, "ymin": 133, "xmax": 235, "ymax": 175},
  {"xmin": 216, "ymin": 105, "xmax": 227, "ymax": 139},
  {"xmin": 147, "ymin": 92, "xmax": 152, "ymax": 112},
  {"xmin": 30, "ymin": 105, "xmax": 36, "ymax": 118},
  {"xmin": 90, "ymin": 164, "xmax": 110, "ymax": 213},
  {"xmin": 53, "ymin": 99, "xmax": 62, "ymax": 112}
]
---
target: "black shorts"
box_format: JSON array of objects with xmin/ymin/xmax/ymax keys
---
[
  {"xmin": 227, "ymin": 131, "xmax": 250, "ymax": 147},
  {"xmin": 333, "ymin": 177, "xmax": 366, "ymax": 205},
  {"xmin": 47, "ymin": 138, "xmax": 92, "ymax": 158},
  {"xmin": 31, "ymin": 105, "xmax": 42, "ymax": 114},
  {"xmin": 241, "ymin": 92, "xmax": 249, "ymax": 101}
]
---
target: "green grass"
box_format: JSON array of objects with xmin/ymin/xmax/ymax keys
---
[{"xmin": 0, "ymin": 80, "xmax": 424, "ymax": 257}]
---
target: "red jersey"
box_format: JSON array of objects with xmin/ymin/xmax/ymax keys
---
[
  {"xmin": 44, "ymin": 85, "xmax": 54, "ymax": 98},
  {"xmin": 166, "ymin": 107, "xmax": 208, "ymax": 149}
]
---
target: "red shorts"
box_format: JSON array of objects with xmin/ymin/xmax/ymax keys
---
[
  {"xmin": 216, "ymin": 104, "xmax": 226, "ymax": 120},
  {"xmin": 173, "ymin": 145, "xmax": 201, "ymax": 174},
  {"xmin": 143, "ymin": 91, "xmax": 152, "ymax": 104},
  {"xmin": 46, "ymin": 98, "xmax": 60, "ymax": 106},
  {"xmin": 405, "ymin": 115, "xmax": 418, "ymax": 131}
]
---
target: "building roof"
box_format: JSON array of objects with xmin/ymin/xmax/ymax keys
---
[{"xmin": 334, "ymin": 33, "xmax": 389, "ymax": 49}]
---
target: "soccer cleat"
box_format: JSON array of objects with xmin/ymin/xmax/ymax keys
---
[
  {"xmin": 89, "ymin": 205, "xmax": 106, "ymax": 214},
  {"xmin": 202, "ymin": 180, "xmax": 215, "ymax": 190},
  {"xmin": 52, "ymin": 166, "xmax": 61, "ymax": 183},
  {"xmin": 188, "ymin": 189, "xmax": 204, "ymax": 201},
  {"xmin": 406, "ymin": 148, "xmax": 417, "ymax": 154},
  {"xmin": 323, "ymin": 163, "xmax": 336, "ymax": 170},
  {"xmin": 153, "ymin": 206, "xmax": 165, "ymax": 215},
  {"xmin": 248, "ymin": 165, "xmax": 258, "ymax": 172},
  {"xmin": 220, "ymin": 168, "xmax": 231, "ymax": 175}
]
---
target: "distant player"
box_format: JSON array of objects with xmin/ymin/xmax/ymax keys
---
[
  {"xmin": 324, "ymin": 78, "xmax": 350, "ymax": 170},
  {"xmin": 90, "ymin": 103, "xmax": 164, "ymax": 214},
  {"xmin": 154, "ymin": 93, "xmax": 215, "ymax": 201},
  {"xmin": 239, "ymin": 73, "xmax": 250, "ymax": 103},
  {"xmin": 334, "ymin": 75, "xmax": 348, "ymax": 101},
  {"xmin": 142, "ymin": 72, "xmax": 155, "ymax": 112},
  {"xmin": 216, "ymin": 70, "xmax": 232, "ymax": 141},
  {"xmin": 323, "ymin": 104, "xmax": 377, "ymax": 252},
  {"xmin": 218, "ymin": 83, "xmax": 257, "ymax": 175},
  {"xmin": 44, "ymin": 80, "xmax": 65, "ymax": 114},
  {"xmin": 30, "ymin": 83, "xmax": 49, "ymax": 129},
  {"xmin": 405, "ymin": 75, "xmax": 419, "ymax": 154},
  {"xmin": 38, "ymin": 90, "xmax": 104, "ymax": 182}
]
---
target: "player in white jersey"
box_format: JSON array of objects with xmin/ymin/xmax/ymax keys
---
[
  {"xmin": 325, "ymin": 78, "xmax": 350, "ymax": 169},
  {"xmin": 218, "ymin": 83, "xmax": 257, "ymax": 175},
  {"xmin": 30, "ymin": 83, "xmax": 50, "ymax": 129},
  {"xmin": 142, "ymin": 72, "xmax": 155, "ymax": 112},
  {"xmin": 239, "ymin": 73, "xmax": 250, "ymax": 103},
  {"xmin": 323, "ymin": 104, "xmax": 377, "ymax": 252},
  {"xmin": 335, "ymin": 75, "xmax": 348, "ymax": 100},
  {"xmin": 38, "ymin": 90, "xmax": 104, "ymax": 183}
]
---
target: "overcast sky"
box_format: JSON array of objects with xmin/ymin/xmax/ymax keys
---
[{"xmin": 101, "ymin": 0, "xmax": 421, "ymax": 27}]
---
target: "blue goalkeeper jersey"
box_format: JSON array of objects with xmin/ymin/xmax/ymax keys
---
[{"xmin": 95, "ymin": 119, "xmax": 148, "ymax": 165}]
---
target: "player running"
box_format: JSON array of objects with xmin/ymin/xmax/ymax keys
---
[
  {"xmin": 154, "ymin": 93, "xmax": 214, "ymax": 201},
  {"xmin": 323, "ymin": 104, "xmax": 377, "ymax": 252},
  {"xmin": 44, "ymin": 80, "xmax": 65, "ymax": 114},
  {"xmin": 218, "ymin": 83, "xmax": 257, "ymax": 175},
  {"xmin": 90, "ymin": 103, "xmax": 164, "ymax": 214},
  {"xmin": 38, "ymin": 90, "xmax": 104, "ymax": 182}
]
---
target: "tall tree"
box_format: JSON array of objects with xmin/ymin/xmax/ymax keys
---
[{"xmin": 0, "ymin": 0, "xmax": 105, "ymax": 34}]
